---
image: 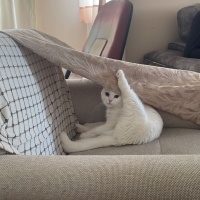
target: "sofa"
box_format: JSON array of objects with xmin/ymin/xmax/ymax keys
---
[
  {"xmin": 144, "ymin": 4, "xmax": 200, "ymax": 72},
  {"xmin": 1, "ymin": 32, "xmax": 200, "ymax": 199}
]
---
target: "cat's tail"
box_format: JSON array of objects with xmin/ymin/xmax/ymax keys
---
[{"xmin": 60, "ymin": 132, "xmax": 117, "ymax": 153}]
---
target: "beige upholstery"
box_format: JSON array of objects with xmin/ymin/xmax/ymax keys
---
[
  {"xmin": 70, "ymin": 129, "xmax": 200, "ymax": 155},
  {"xmin": 67, "ymin": 79, "xmax": 200, "ymax": 156},
  {"xmin": 1, "ymin": 33, "xmax": 200, "ymax": 199},
  {"xmin": 1, "ymin": 155, "xmax": 200, "ymax": 200}
]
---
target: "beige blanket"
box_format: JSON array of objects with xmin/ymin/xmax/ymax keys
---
[{"xmin": 3, "ymin": 29, "xmax": 200, "ymax": 125}]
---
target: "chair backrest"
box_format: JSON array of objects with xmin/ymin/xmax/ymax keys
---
[
  {"xmin": 0, "ymin": 33, "xmax": 77, "ymax": 155},
  {"xmin": 177, "ymin": 4, "xmax": 200, "ymax": 43},
  {"xmin": 82, "ymin": 0, "xmax": 133, "ymax": 60},
  {"xmin": 65, "ymin": 0, "xmax": 133, "ymax": 79}
]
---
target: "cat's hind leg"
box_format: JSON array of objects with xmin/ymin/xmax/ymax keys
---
[
  {"xmin": 76, "ymin": 124, "xmax": 90, "ymax": 133},
  {"xmin": 76, "ymin": 122, "xmax": 104, "ymax": 133},
  {"xmin": 60, "ymin": 132, "xmax": 117, "ymax": 153},
  {"xmin": 79, "ymin": 124, "xmax": 113, "ymax": 139}
]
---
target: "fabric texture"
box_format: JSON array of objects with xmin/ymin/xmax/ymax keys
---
[
  {"xmin": 0, "ymin": 33, "xmax": 77, "ymax": 155},
  {"xmin": 1, "ymin": 155, "xmax": 200, "ymax": 200},
  {"xmin": 2, "ymin": 29, "xmax": 200, "ymax": 126}
]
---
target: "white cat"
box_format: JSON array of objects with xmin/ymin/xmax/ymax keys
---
[{"xmin": 60, "ymin": 70, "xmax": 163, "ymax": 153}]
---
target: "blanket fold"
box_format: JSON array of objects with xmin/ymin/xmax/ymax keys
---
[{"xmin": 2, "ymin": 29, "xmax": 200, "ymax": 125}]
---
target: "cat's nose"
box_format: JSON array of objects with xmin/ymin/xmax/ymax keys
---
[{"xmin": 109, "ymin": 99, "xmax": 112, "ymax": 103}]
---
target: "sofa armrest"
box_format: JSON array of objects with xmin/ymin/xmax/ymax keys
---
[
  {"xmin": 67, "ymin": 79, "xmax": 106, "ymax": 124},
  {"xmin": 1, "ymin": 155, "xmax": 200, "ymax": 199}
]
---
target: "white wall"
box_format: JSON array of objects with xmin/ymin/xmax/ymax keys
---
[
  {"xmin": 35, "ymin": 0, "xmax": 200, "ymax": 63},
  {"xmin": 35, "ymin": 0, "xmax": 87, "ymax": 51}
]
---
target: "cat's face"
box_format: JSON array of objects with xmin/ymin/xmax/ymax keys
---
[{"xmin": 101, "ymin": 88, "xmax": 122, "ymax": 108}]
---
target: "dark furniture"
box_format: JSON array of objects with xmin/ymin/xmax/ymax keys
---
[{"xmin": 144, "ymin": 4, "xmax": 200, "ymax": 72}]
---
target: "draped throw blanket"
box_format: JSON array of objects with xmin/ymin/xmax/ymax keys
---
[{"xmin": 2, "ymin": 29, "xmax": 200, "ymax": 125}]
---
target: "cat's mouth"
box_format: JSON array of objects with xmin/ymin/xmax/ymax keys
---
[
  {"xmin": 107, "ymin": 102, "xmax": 113, "ymax": 107},
  {"xmin": 103, "ymin": 100, "xmax": 113, "ymax": 107}
]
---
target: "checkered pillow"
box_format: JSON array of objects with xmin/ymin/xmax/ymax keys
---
[{"xmin": 0, "ymin": 33, "xmax": 77, "ymax": 155}]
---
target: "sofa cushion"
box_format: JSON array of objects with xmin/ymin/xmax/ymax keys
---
[
  {"xmin": 70, "ymin": 128, "xmax": 200, "ymax": 155},
  {"xmin": 159, "ymin": 128, "xmax": 200, "ymax": 154},
  {"xmin": 157, "ymin": 110, "xmax": 200, "ymax": 129},
  {"xmin": 0, "ymin": 33, "xmax": 77, "ymax": 155},
  {"xmin": 144, "ymin": 49, "xmax": 200, "ymax": 72}
]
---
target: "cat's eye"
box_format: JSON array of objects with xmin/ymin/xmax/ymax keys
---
[
  {"xmin": 114, "ymin": 95, "xmax": 119, "ymax": 98},
  {"xmin": 105, "ymin": 92, "xmax": 109, "ymax": 97}
]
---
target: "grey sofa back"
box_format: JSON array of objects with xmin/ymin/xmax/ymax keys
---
[
  {"xmin": 177, "ymin": 4, "xmax": 200, "ymax": 42},
  {"xmin": 0, "ymin": 33, "xmax": 77, "ymax": 155}
]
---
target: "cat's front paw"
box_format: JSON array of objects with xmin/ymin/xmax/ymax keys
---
[
  {"xmin": 76, "ymin": 124, "xmax": 89, "ymax": 133},
  {"xmin": 116, "ymin": 70, "xmax": 125, "ymax": 79},
  {"xmin": 79, "ymin": 132, "xmax": 93, "ymax": 139},
  {"xmin": 60, "ymin": 132, "xmax": 71, "ymax": 144},
  {"xmin": 116, "ymin": 70, "xmax": 128, "ymax": 89}
]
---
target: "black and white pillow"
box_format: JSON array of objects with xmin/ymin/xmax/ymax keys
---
[{"xmin": 0, "ymin": 33, "xmax": 77, "ymax": 155}]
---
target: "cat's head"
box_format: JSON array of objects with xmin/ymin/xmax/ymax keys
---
[{"xmin": 101, "ymin": 88, "xmax": 122, "ymax": 108}]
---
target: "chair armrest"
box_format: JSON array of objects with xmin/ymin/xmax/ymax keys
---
[
  {"xmin": 1, "ymin": 155, "xmax": 200, "ymax": 199},
  {"xmin": 168, "ymin": 41, "xmax": 186, "ymax": 52},
  {"xmin": 67, "ymin": 79, "xmax": 106, "ymax": 124}
]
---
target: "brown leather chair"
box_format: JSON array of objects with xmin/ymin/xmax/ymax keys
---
[{"xmin": 65, "ymin": 0, "xmax": 133, "ymax": 79}]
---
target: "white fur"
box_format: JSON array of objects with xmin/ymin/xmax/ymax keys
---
[{"xmin": 60, "ymin": 70, "xmax": 163, "ymax": 153}]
